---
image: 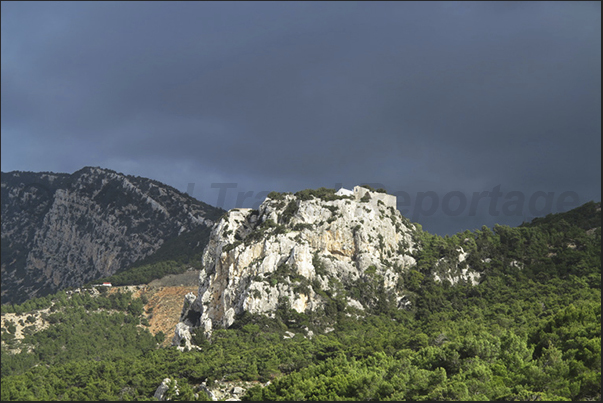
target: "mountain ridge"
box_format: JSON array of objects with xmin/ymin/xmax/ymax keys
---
[{"xmin": 1, "ymin": 167, "xmax": 224, "ymax": 305}]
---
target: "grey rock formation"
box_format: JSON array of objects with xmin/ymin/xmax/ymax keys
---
[
  {"xmin": 174, "ymin": 187, "xmax": 419, "ymax": 344},
  {"xmin": 1, "ymin": 167, "xmax": 223, "ymax": 305},
  {"xmin": 432, "ymin": 246, "xmax": 481, "ymax": 286},
  {"xmin": 154, "ymin": 378, "xmax": 179, "ymax": 401}
]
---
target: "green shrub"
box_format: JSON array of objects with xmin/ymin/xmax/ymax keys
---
[
  {"xmin": 223, "ymin": 241, "xmax": 242, "ymax": 253},
  {"xmin": 293, "ymin": 223, "xmax": 313, "ymax": 231},
  {"xmin": 267, "ymin": 191, "xmax": 285, "ymax": 200},
  {"xmin": 282, "ymin": 201, "xmax": 299, "ymax": 224},
  {"xmin": 295, "ymin": 188, "xmax": 348, "ymax": 202}
]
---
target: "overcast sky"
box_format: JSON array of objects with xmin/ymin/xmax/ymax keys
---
[{"xmin": 2, "ymin": 1, "xmax": 600, "ymax": 235}]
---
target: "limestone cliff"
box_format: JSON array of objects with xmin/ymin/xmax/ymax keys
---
[
  {"xmin": 174, "ymin": 187, "xmax": 419, "ymax": 349},
  {"xmin": 1, "ymin": 167, "xmax": 223, "ymax": 305}
]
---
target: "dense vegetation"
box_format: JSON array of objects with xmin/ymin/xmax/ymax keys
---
[{"xmin": 1, "ymin": 202, "xmax": 600, "ymax": 401}]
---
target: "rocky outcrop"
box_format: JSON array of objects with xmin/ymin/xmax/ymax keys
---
[
  {"xmin": 1, "ymin": 167, "xmax": 223, "ymax": 305},
  {"xmin": 154, "ymin": 378, "xmax": 179, "ymax": 401},
  {"xmin": 432, "ymin": 246, "xmax": 480, "ymax": 286},
  {"xmin": 174, "ymin": 187, "xmax": 419, "ymax": 345}
]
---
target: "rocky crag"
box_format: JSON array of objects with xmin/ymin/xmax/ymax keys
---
[
  {"xmin": 174, "ymin": 186, "xmax": 436, "ymax": 349},
  {"xmin": 1, "ymin": 167, "xmax": 223, "ymax": 305}
]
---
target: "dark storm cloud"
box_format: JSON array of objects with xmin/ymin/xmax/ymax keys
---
[{"xmin": 2, "ymin": 1, "xmax": 600, "ymax": 235}]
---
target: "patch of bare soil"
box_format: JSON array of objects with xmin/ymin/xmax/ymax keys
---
[{"xmin": 132, "ymin": 285, "xmax": 198, "ymax": 347}]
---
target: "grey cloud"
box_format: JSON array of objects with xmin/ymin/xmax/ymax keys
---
[{"xmin": 1, "ymin": 1, "xmax": 600, "ymax": 235}]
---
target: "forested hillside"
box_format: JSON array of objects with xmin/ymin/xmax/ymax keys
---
[{"xmin": 1, "ymin": 201, "xmax": 600, "ymax": 401}]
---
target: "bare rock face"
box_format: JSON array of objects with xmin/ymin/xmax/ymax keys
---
[
  {"xmin": 1, "ymin": 167, "xmax": 223, "ymax": 305},
  {"xmin": 154, "ymin": 378, "xmax": 179, "ymax": 401},
  {"xmin": 174, "ymin": 187, "xmax": 419, "ymax": 344}
]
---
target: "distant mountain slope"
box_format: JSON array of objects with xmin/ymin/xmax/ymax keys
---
[
  {"xmin": 92, "ymin": 224, "xmax": 214, "ymax": 287},
  {"xmin": 1, "ymin": 167, "xmax": 224, "ymax": 305},
  {"xmin": 520, "ymin": 200, "xmax": 601, "ymax": 231}
]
